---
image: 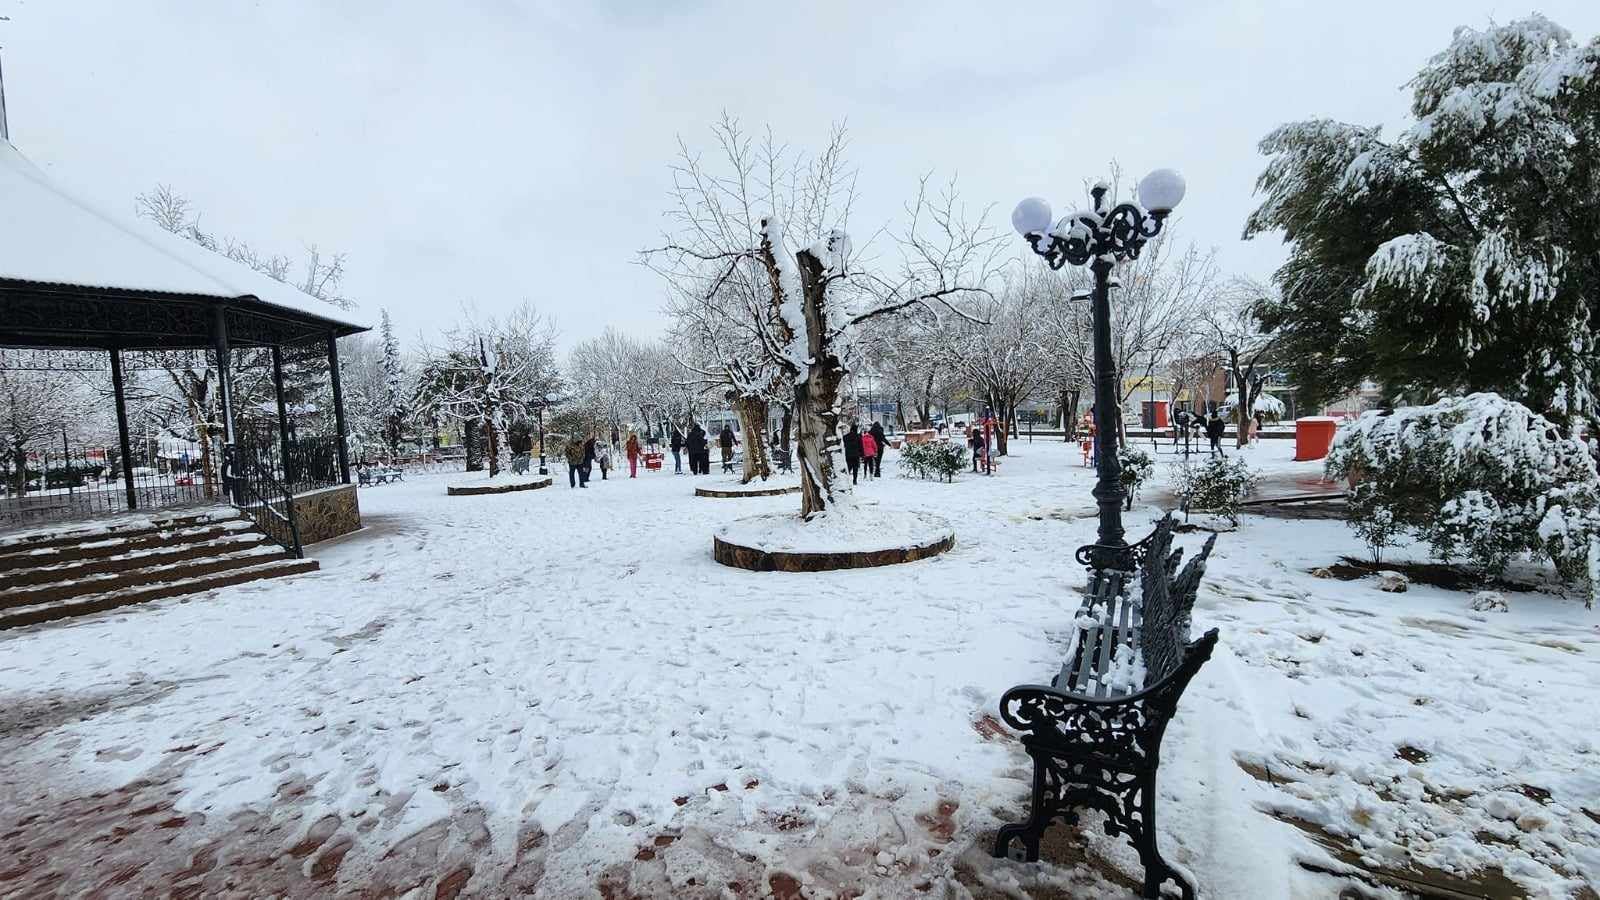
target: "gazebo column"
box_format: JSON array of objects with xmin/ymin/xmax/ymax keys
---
[
  {"xmin": 271, "ymin": 345, "xmax": 303, "ymax": 555},
  {"xmin": 108, "ymin": 348, "xmax": 138, "ymax": 511},
  {"xmin": 211, "ymin": 307, "xmax": 236, "ymax": 445},
  {"xmin": 325, "ymin": 331, "xmax": 351, "ymax": 484},
  {"xmin": 211, "ymin": 307, "xmax": 237, "ymax": 504}
]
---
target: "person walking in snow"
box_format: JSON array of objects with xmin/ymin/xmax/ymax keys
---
[
  {"xmin": 670, "ymin": 425, "xmax": 685, "ymax": 474},
  {"xmin": 625, "ymin": 432, "xmax": 642, "ymax": 478},
  {"xmin": 843, "ymin": 423, "xmax": 864, "ymax": 484},
  {"xmin": 1205, "ymin": 411, "xmax": 1227, "ymax": 458},
  {"xmin": 969, "ymin": 424, "xmax": 986, "ymax": 474},
  {"xmin": 860, "ymin": 427, "xmax": 878, "ymax": 480},
  {"xmin": 686, "ymin": 422, "xmax": 709, "ymax": 475},
  {"xmin": 718, "ymin": 424, "xmax": 738, "ymax": 474},
  {"xmin": 565, "ymin": 437, "xmax": 588, "ymax": 488},
  {"xmin": 595, "ymin": 437, "xmax": 613, "ymax": 480},
  {"xmin": 582, "ymin": 433, "xmax": 599, "ymax": 483},
  {"xmin": 869, "ymin": 422, "xmax": 889, "ymax": 477}
]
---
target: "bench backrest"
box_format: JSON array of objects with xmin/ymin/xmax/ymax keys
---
[{"xmin": 1138, "ymin": 515, "xmax": 1216, "ymax": 685}]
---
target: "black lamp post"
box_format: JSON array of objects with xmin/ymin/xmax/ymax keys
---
[
  {"xmin": 536, "ymin": 401, "xmax": 548, "ymax": 475},
  {"xmin": 1012, "ymin": 168, "xmax": 1186, "ymax": 570}
]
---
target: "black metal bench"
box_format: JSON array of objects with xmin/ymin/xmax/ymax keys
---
[
  {"xmin": 994, "ymin": 515, "xmax": 1218, "ymax": 899},
  {"xmin": 358, "ymin": 466, "xmax": 404, "ymax": 487}
]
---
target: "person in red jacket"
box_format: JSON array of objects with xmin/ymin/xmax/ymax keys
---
[
  {"xmin": 625, "ymin": 432, "xmax": 642, "ymax": 478},
  {"xmin": 860, "ymin": 429, "xmax": 878, "ymax": 480}
]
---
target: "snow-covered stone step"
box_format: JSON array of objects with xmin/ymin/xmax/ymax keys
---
[
  {"xmin": 0, "ymin": 507, "xmax": 237, "ymax": 554},
  {"xmin": 0, "ymin": 519, "xmax": 258, "ymax": 572},
  {"xmin": 1, "ymin": 531, "xmax": 272, "ymax": 588},
  {"xmin": 0, "ymin": 544, "xmax": 291, "ymax": 610},
  {"xmin": 0, "ymin": 556, "xmax": 320, "ymax": 631}
]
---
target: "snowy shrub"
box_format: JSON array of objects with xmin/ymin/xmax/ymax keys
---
[
  {"xmin": 1118, "ymin": 445, "xmax": 1155, "ymax": 508},
  {"xmin": 1325, "ymin": 393, "xmax": 1600, "ymax": 607},
  {"xmin": 1253, "ymin": 393, "xmax": 1286, "ymax": 423},
  {"xmin": 1177, "ymin": 457, "xmax": 1258, "ymax": 526},
  {"xmin": 1470, "ymin": 591, "xmax": 1509, "ymax": 613},
  {"xmin": 898, "ymin": 441, "xmax": 965, "ymax": 482}
]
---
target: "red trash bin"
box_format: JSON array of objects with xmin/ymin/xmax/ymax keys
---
[{"xmin": 1293, "ymin": 416, "xmax": 1339, "ymax": 461}]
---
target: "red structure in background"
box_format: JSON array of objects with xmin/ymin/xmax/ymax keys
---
[{"xmin": 1293, "ymin": 416, "xmax": 1339, "ymax": 461}]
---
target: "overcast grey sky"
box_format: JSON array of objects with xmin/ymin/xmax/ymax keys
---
[{"xmin": 4, "ymin": 1, "xmax": 1598, "ymax": 349}]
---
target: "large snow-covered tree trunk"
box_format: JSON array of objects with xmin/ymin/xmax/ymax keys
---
[
  {"xmin": 790, "ymin": 249, "xmax": 846, "ymax": 517},
  {"xmin": 734, "ymin": 395, "xmax": 771, "ymax": 484}
]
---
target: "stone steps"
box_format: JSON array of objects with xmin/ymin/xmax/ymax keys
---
[{"xmin": 0, "ymin": 510, "xmax": 319, "ymax": 631}]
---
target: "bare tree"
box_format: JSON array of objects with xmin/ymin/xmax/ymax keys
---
[
  {"xmin": 0, "ymin": 367, "xmax": 95, "ymax": 496},
  {"xmin": 646, "ymin": 118, "xmax": 1002, "ymax": 514},
  {"xmin": 416, "ymin": 304, "xmax": 560, "ymax": 477},
  {"xmin": 644, "ymin": 115, "xmax": 859, "ymax": 487},
  {"xmin": 940, "ymin": 266, "xmax": 1057, "ymax": 454},
  {"xmin": 1203, "ymin": 279, "xmax": 1281, "ymax": 447}
]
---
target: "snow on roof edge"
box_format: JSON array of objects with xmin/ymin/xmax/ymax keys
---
[{"xmin": 0, "ymin": 139, "xmax": 371, "ymax": 333}]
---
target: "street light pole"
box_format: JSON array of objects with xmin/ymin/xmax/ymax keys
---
[
  {"xmin": 1087, "ymin": 256, "xmax": 1124, "ymax": 561},
  {"xmin": 537, "ymin": 402, "xmax": 548, "ymax": 475},
  {"xmin": 1012, "ymin": 169, "xmax": 1186, "ymax": 571}
]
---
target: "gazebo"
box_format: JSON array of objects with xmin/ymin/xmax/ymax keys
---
[{"xmin": 0, "ymin": 136, "xmax": 370, "ymax": 556}]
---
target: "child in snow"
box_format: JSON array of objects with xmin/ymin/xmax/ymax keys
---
[
  {"xmin": 860, "ymin": 428, "xmax": 878, "ymax": 480},
  {"xmin": 625, "ymin": 432, "xmax": 642, "ymax": 478}
]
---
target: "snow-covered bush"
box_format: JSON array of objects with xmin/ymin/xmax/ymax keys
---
[
  {"xmin": 1177, "ymin": 457, "xmax": 1258, "ymax": 526},
  {"xmin": 1118, "ymin": 444, "xmax": 1155, "ymax": 508},
  {"xmin": 898, "ymin": 441, "xmax": 965, "ymax": 482},
  {"xmin": 1253, "ymin": 393, "xmax": 1285, "ymax": 423},
  {"xmin": 1325, "ymin": 393, "xmax": 1600, "ymax": 607}
]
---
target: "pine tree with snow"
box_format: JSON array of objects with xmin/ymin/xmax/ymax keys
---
[
  {"xmin": 1245, "ymin": 15, "xmax": 1600, "ymax": 436},
  {"xmin": 378, "ymin": 309, "xmax": 408, "ymax": 457}
]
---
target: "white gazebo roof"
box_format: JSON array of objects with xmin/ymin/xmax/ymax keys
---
[{"xmin": 0, "ymin": 139, "xmax": 368, "ymax": 332}]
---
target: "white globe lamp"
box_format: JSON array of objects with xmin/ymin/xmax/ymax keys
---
[
  {"xmin": 1137, "ymin": 169, "xmax": 1186, "ymax": 215},
  {"xmin": 1011, "ymin": 197, "xmax": 1053, "ymax": 236}
]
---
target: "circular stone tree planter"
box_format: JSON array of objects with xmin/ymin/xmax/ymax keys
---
[
  {"xmin": 695, "ymin": 477, "xmax": 802, "ymax": 499},
  {"xmin": 713, "ymin": 508, "xmax": 954, "ymax": 572},
  {"xmin": 446, "ymin": 474, "xmax": 553, "ymax": 496}
]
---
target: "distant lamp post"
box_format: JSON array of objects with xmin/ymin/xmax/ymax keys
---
[
  {"xmin": 536, "ymin": 401, "xmax": 549, "ymax": 476},
  {"xmin": 1013, "ymin": 168, "xmax": 1186, "ymax": 570}
]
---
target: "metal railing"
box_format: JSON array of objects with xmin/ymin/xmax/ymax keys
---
[
  {"xmin": 0, "ymin": 444, "xmax": 218, "ymax": 530},
  {"xmin": 223, "ymin": 427, "xmax": 302, "ymax": 558}
]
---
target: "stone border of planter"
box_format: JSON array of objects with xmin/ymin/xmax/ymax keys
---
[
  {"xmin": 695, "ymin": 483, "xmax": 802, "ymax": 499},
  {"xmin": 446, "ymin": 476, "xmax": 554, "ymax": 497},
  {"xmin": 712, "ymin": 530, "xmax": 954, "ymax": 572}
]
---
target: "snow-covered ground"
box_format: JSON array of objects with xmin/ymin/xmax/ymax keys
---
[{"xmin": 1, "ymin": 439, "xmax": 1596, "ymax": 898}]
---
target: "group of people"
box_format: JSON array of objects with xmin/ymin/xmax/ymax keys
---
[
  {"xmin": 843, "ymin": 421, "xmax": 889, "ymax": 483},
  {"xmin": 664, "ymin": 421, "xmax": 742, "ymax": 475},
  {"xmin": 1170, "ymin": 409, "xmax": 1231, "ymax": 458},
  {"xmin": 563, "ymin": 429, "xmax": 651, "ymax": 488},
  {"xmin": 665, "ymin": 422, "xmax": 730, "ymax": 475}
]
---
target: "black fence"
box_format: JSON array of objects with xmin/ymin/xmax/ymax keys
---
[
  {"xmin": 235, "ymin": 423, "xmax": 340, "ymax": 494},
  {"xmin": 0, "ymin": 444, "xmax": 219, "ymax": 531}
]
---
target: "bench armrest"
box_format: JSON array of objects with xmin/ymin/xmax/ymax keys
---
[{"xmin": 999, "ymin": 629, "xmax": 1219, "ymax": 741}]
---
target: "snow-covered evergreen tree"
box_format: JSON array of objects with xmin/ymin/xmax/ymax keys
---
[
  {"xmin": 378, "ymin": 309, "xmax": 408, "ymax": 456},
  {"xmin": 1245, "ymin": 15, "xmax": 1600, "ymax": 435}
]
